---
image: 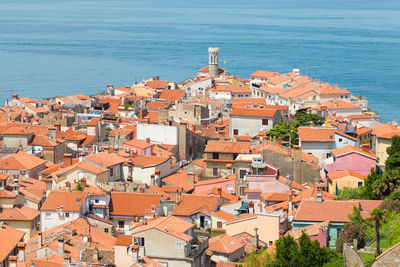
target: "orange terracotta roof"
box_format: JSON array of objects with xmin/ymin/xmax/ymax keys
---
[
  {"xmin": 207, "ymin": 234, "xmax": 244, "ymax": 254},
  {"xmin": 331, "ymin": 144, "xmax": 376, "ymax": 158},
  {"xmin": 225, "ymin": 213, "xmax": 257, "ymax": 223},
  {"xmin": 0, "ymin": 224, "xmax": 25, "ymax": 262},
  {"xmin": 145, "ymin": 101, "xmax": 169, "ymax": 110},
  {"xmin": 260, "ymin": 192, "xmax": 290, "ymax": 202},
  {"xmin": 0, "ymin": 205, "xmax": 40, "ymax": 221},
  {"xmin": 230, "ymin": 107, "xmax": 276, "ymax": 118},
  {"xmin": 287, "ymin": 221, "xmax": 330, "ymax": 239},
  {"xmin": 195, "ymin": 175, "xmax": 235, "ymax": 186},
  {"xmin": 298, "ymin": 127, "xmax": 335, "ymax": 142},
  {"xmin": 115, "ymin": 235, "xmax": 133, "ymax": 246},
  {"xmin": 41, "ymin": 191, "xmax": 88, "ymax": 212},
  {"xmin": 145, "ymin": 80, "xmax": 169, "ymax": 89},
  {"xmin": 205, "ymin": 141, "xmax": 250, "ymax": 154},
  {"xmin": 130, "ymin": 215, "xmax": 193, "ymax": 242},
  {"xmin": 145, "ymin": 185, "xmax": 177, "ymax": 201},
  {"xmin": 322, "ymin": 99, "xmax": 361, "ymax": 110},
  {"xmin": 158, "ymin": 90, "xmax": 185, "ymax": 102},
  {"xmin": 128, "ymin": 155, "xmax": 169, "ymax": 167},
  {"xmin": 162, "ymin": 170, "xmax": 194, "ymax": 192},
  {"xmin": 31, "ymin": 135, "xmax": 58, "ymax": 147},
  {"xmin": 232, "ymin": 232, "xmax": 267, "ymax": 253},
  {"xmin": 144, "ymin": 110, "xmax": 159, "ymax": 123},
  {"xmin": 267, "ymin": 73, "xmax": 297, "ymax": 85},
  {"xmin": 372, "ymin": 123, "xmax": 400, "ymax": 139},
  {"xmin": 124, "ymin": 139, "xmax": 153, "ymax": 149},
  {"xmin": 0, "ymin": 151, "xmax": 47, "ymax": 170},
  {"xmin": 210, "ymin": 85, "xmax": 251, "ymax": 93},
  {"xmin": 3, "ymin": 126, "xmax": 33, "ymax": 135},
  {"xmin": 85, "ymin": 152, "xmax": 125, "ymax": 167},
  {"xmin": 319, "ymin": 86, "xmax": 351, "ymax": 95},
  {"xmin": 327, "ymin": 170, "xmax": 366, "ymax": 180},
  {"xmin": 172, "ymin": 194, "xmax": 220, "ymax": 216},
  {"xmin": 110, "ymin": 192, "xmax": 161, "ymax": 217},
  {"xmin": 198, "ymin": 186, "xmax": 240, "ymax": 202},
  {"xmin": 77, "ymin": 161, "xmax": 108, "ymax": 175},
  {"xmin": 249, "ymin": 70, "xmax": 279, "ymax": 79},
  {"xmin": 212, "ymin": 210, "xmax": 235, "ymax": 221},
  {"xmin": 294, "ymin": 199, "xmax": 382, "ymax": 222}
]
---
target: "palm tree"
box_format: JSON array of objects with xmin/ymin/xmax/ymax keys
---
[{"xmin": 370, "ymin": 208, "xmax": 385, "ymax": 255}]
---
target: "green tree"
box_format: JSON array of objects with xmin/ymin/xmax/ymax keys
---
[
  {"xmin": 336, "ymin": 187, "xmax": 364, "ymax": 200},
  {"xmin": 267, "ymin": 121, "xmax": 298, "ymax": 145},
  {"xmin": 295, "ymin": 109, "xmax": 325, "ymax": 126},
  {"xmin": 363, "ymin": 168, "xmax": 381, "ymax": 199},
  {"xmin": 275, "ymin": 234, "xmax": 299, "ymax": 267},
  {"xmin": 370, "ymin": 208, "xmax": 386, "ymax": 255},
  {"xmin": 244, "ymin": 248, "xmax": 274, "ymax": 267},
  {"xmin": 75, "ymin": 182, "xmax": 84, "ymax": 191},
  {"xmin": 371, "ymin": 169, "xmax": 400, "ymax": 200},
  {"xmin": 386, "ymin": 135, "xmax": 400, "ymax": 171}
]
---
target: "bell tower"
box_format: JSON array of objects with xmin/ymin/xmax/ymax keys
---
[{"xmin": 208, "ymin": 47, "xmax": 219, "ymax": 77}]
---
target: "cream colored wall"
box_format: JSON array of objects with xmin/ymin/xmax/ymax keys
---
[
  {"xmin": 114, "ymin": 245, "xmax": 133, "ymax": 267},
  {"xmin": 3, "ymin": 135, "xmax": 29, "ymax": 149},
  {"xmin": 328, "ymin": 176, "xmax": 363, "ymax": 194},
  {"xmin": 5, "ymin": 220, "xmax": 37, "ymax": 242},
  {"xmin": 0, "ymin": 197, "xmax": 17, "ymax": 209},
  {"xmin": 211, "ymin": 214, "xmax": 226, "ymax": 230},
  {"xmin": 225, "ymin": 215, "xmax": 280, "ymax": 244},
  {"xmin": 131, "ymin": 228, "xmax": 187, "ymax": 260},
  {"xmin": 376, "ymin": 138, "xmax": 391, "ymax": 165}
]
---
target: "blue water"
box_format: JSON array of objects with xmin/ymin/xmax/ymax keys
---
[{"xmin": 0, "ymin": 0, "xmax": 399, "ymax": 122}]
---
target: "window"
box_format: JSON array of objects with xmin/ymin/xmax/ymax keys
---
[
  {"xmin": 262, "ymin": 119, "xmax": 269, "ymax": 126},
  {"xmin": 118, "ymin": 221, "xmax": 124, "ymax": 229},
  {"xmin": 46, "ymin": 212, "xmax": 51, "ymax": 219},
  {"xmin": 176, "ymin": 242, "xmax": 182, "ymax": 249},
  {"xmin": 24, "ymin": 199, "xmax": 30, "ymax": 205},
  {"xmin": 339, "ymin": 138, "xmax": 343, "ymax": 142},
  {"xmin": 233, "ymin": 153, "xmax": 238, "ymax": 159},
  {"xmin": 358, "ymin": 181, "xmax": 363, "ymax": 187},
  {"xmin": 239, "ymin": 169, "xmax": 247, "ymax": 180},
  {"xmin": 341, "ymin": 95, "xmax": 343, "ymax": 99},
  {"xmin": 212, "ymin": 153, "xmax": 219, "ymax": 159},
  {"xmin": 226, "ymin": 184, "xmax": 233, "ymax": 191},
  {"xmin": 110, "ymin": 168, "xmax": 114, "ymax": 176},
  {"xmin": 137, "ymin": 237, "xmax": 145, "ymax": 246},
  {"xmin": 95, "ymin": 199, "xmax": 99, "ymax": 204},
  {"xmin": 213, "ymin": 168, "xmax": 218, "ymax": 176},
  {"xmin": 239, "ymin": 187, "xmax": 246, "ymax": 196},
  {"xmin": 104, "ymin": 228, "xmax": 109, "ymax": 233},
  {"xmin": 65, "ymin": 213, "xmax": 70, "ymax": 218},
  {"xmin": 217, "ymin": 221, "xmax": 223, "ymax": 228},
  {"xmin": 326, "ymin": 152, "xmax": 332, "ymax": 158},
  {"xmin": 233, "ymin": 129, "xmax": 239, "ymax": 136}
]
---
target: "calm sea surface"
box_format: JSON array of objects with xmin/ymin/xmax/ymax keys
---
[{"xmin": 0, "ymin": 0, "xmax": 399, "ymax": 122}]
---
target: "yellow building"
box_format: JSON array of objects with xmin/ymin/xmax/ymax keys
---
[
  {"xmin": 0, "ymin": 206, "xmax": 40, "ymax": 242},
  {"xmin": 371, "ymin": 123, "xmax": 400, "ymax": 165},
  {"xmin": 327, "ymin": 170, "xmax": 366, "ymax": 195},
  {"xmin": 211, "ymin": 210, "xmax": 235, "ymax": 232}
]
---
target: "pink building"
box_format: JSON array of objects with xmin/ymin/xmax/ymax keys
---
[
  {"xmin": 287, "ymin": 221, "xmax": 330, "ymax": 247},
  {"xmin": 323, "ymin": 145, "xmax": 376, "ymax": 176},
  {"xmin": 123, "ymin": 138, "xmax": 154, "ymax": 156},
  {"xmin": 194, "ymin": 175, "xmax": 235, "ymax": 194}
]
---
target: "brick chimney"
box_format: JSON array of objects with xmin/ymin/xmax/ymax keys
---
[
  {"xmin": 8, "ymin": 256, "xmax": 17, "ymax": 267},
  {"xmin": 254, "ymin": 227, "xmax": 260, "ymax": 250},
  {"xmin": 12, "ymin": 94, "xmax": 19, "ymax": 100},
  {"xmin": 64, "ymin": 153, "xmax": 72, "ymax": 166},
  {"xmin": 187, "ymin": 172, "xmax": 195, "ymax": 184},
  {"xmin": 316, "ymin": 184, "xmax": 323, "ymax": 203},
  {"xmin": 17, "ymin": 242, "xmax": 25, "ymax": 262},
  {"xmin": 54, "ymin": 122, "xmax": 61, "ymax": 132},
  {"xmin": 48, "ymin": 127, "xmax": 57, "ymax": 142},
  {"xmin": 58, "ymin": 236, "xmax": 64, "ymax": 255},
  {"xmin": 38, "ymin": 232, "xmax": 42, "ymax": 248}
]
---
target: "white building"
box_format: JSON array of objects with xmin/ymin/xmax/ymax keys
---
[{"xmin": 40, "ymin": 191, "xmax": 89, "ymax": 231}]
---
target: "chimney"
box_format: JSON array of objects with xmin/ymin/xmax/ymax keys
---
[
  {"xmin": 254, "ymin": 228, "xmax": 260, "ymax": 250},
  {"xmin": 187, "ymin": 172, "xmax": 195, "ymax": 184},
  {"xmin": 80, "ymin": 178, "xmax": 87, "ymax": 187},
  {"xmin": 12, "ymin": 94, "xmax": 19, "ymax": 100},
  {"xmin": 64, "ymin": 154, "xmax": 72, "ymax": 166},
  {"xmin": 48, "ymin": 127, "xmax": 57, "ymax": 142},
  {"xmin": 361, "ymin": 144, "xmax": 370, "ymax": 152},
  {"xmin": 64, "ymin": 256, "xmax": 71, "ymax": 267},
  {"xmin": 93, "ymin": 248, "xmax": 99, "ymax": 262},
  {"xmin": 146, "ymin": 138, "xmax": 150, "ymax": 143},
  {"xmin": 38, "ymin": 232, "xmax": 42, "ymax": 248},
  {"xmin": 293, "ymin": 145, "xmax": 302, "ymax": 185},
  {"xmin": 131, "ymin": 246, "xmax": 139, "ymax": 264},
  {"xmin": 150, "ymin": 174, "xmax": 155, "ymax": 185},
  {"xmin": 58, "ymin": 236, "xmax": 64, "ymax": 255},
  {"xmin": 316, "ymin": 184, "xmax": 323, "ymax": 203},
  {"xmin": 17, "ymin": 242, "xmax": 25, "ymax": 262},
  {"xmin": 8, "ymin": 256, "xmax": 17, "ymax": 267}
]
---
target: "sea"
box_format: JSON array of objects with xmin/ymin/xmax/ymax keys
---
[{"xmin": 0, "ymin": 0, "xmax": 399, "ymax": 122}]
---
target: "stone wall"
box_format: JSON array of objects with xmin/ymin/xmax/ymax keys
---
[
  {"xmin": 343, "ymin": 243, "xmax": 365, "ymax": 267},
  {"xmin": 371, "ymin": 242, "xmax": 400, "ymax": 267},
  {"xmin": 263, "ymin": 149, "xmax": 320, "ymax": 184}
]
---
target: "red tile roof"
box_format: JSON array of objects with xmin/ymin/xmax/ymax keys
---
[
  {"xmin": 172, "ymin": 194, "xmax": 220, "ymax": 216},
  {"xmin": 0, "ymin": 224, "xmax": 25, "ymax": 262},
  {"xmin": 158, "ymin": 90, "xmax": 185, "ymax": 102},
  {"xmin": 249, "ymin": 70, "xmax": 279, "ymax": 79},
  {"xmin": 110, "ymin": 192, "xmax": 161, "ymax": 217},
  {"xmin": 331, "ymin": 145, "xmax": 376, "ymax": 158},
  {"xmin": 115, "ymin": 235, "xmax": 132, "ymax": 246},
  {"xmin": 298, "ymin": 127, "xmax": 335, "ymax": 142},
  {"xmin": 327, "ymin": 170, "xmax": 366, "ymax": 180},
  {"xmin": 162, "ymin": 170, "xmax": 194, "ymax": 192},
  {"xmin": 85, "ymin": 152, "xmax": 126, "ymax": 167},
  {"xmin": 0, "ymin": 206, "xmax": 40, "ymax": 221},
  {"xmin": 124, "ymin": 139, "xmax": 154, "ymax": 149},
  {"xmin": 207, "ymin": 234, "xmax": 244, "ymax": 254},
  {"xmin": 0, "ymin": 151, "xmax": 47, "ymax": 170},
  {"xmin": 145, "ymin": 80, "xmax": 169, "ymax": 89},
  {"xmin": 130, "ymin": 216, "xmax": 193, "ymax": 242},
  {"xmin": 205, "ymin": 141, "xmax": 250, "ymax": 154},
  {"xmin": 212, "ymin": 210, "xmax": 235, "ymax": 221},
  {"xmin": 128, "ymin": 155, "xmax": 169, "ymax": 167},
  {"xmin": 41, "ymin": 191, "xmax": 88, "ymax": 212},
  {"xmin": 230, "ymin": 107, "xmax": 276, "ymax": 118}
]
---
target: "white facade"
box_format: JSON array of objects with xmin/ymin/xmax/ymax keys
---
[
  {"xmin": 299, "ymin": 141, "xmax": 334, "ymax": 162},
  {"xmin": 183, "ymin": 77, "xmax": 213, "ymax": 97},
  {"xmin": 40, "ymin": 200, "xmax": 89, "ymax": 231},
  {"xmin": 137, "ymin": 123, "xmax": 178, "ymax": 145},
  {"xmin": 230, "ymin": 113, "xmax": 280, "ymax": 137}
]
